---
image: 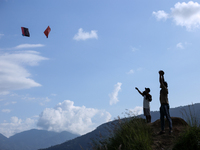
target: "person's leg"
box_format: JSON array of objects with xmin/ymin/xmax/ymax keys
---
[
  {"xmin": 160, "ymin": 105, "xmax": 165, "ymax": 131},
  {"xmin": 143, "ymin": 108, "xmax": 148, "ymax": 122},
  {"xmin": 146, "ymin": 115, "xmax": 151, "ymax": 123},
  {"xmin": 149, "ymin": 115, "xmax": 151, "ymax": 123},
  {"xmin": 164, "ymin": 104, "xmax": 172, "ymax": 131},
  {"xmin": 146, "ymin": 108, "xmax": 151, "ymax": 123},
  {"xmin": 145, "ymin": 116, "xmax": 148, "ymax": 123}
]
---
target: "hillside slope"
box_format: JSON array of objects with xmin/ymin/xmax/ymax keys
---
[{"xmin": 40, "ymin": 103, "xmax": 200, "ymax": 150}]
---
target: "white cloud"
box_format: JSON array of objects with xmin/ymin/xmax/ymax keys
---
[
  {"xmin": 4, "ymin": 101, "xmax": 17, "ymax": 106},
  {"xmin": 51, "ymin": 93, "xmax": 57, "ymax": 96},
  {"xmin": 0, "ymin": 44, "xmax": 45, "ymax": 51},
  {"xmin": 0, "ymin": 51, "xmax": 48, "ymax": 95},
  {"xmin": 37, "ymin": 100, "xmax": 111, "ymax": 135},
  {"xmin": 153, "ymin": 1, "xmax": 200, "ymax": 30},
  {"xmin": 0, "ymin": 116, "xmax": 37, "ymax": 137},
  {"xmin": 129, "ymin": 106, "xmax": 143, "ymax": 116},
  {"xmin": 14, "ymin": 44, "xmax": 45, "ymax": 49},
  {"xmin": 39, "ymin": 97, "xmax": 51, "ymax": 106},
  {"xmin": 2, "ymin": 109, "xmax": 11, "ymax": 113},
  {"xmin": 131, "ymin": 46, "xmax": 139, "ymax": 52},
  {"xmin": 126, "ymin": 69, "xmax": 134, "ymax": 74},
  {"xmin": 109, "ymin": 82, "xmax": 122, "ymax": 105},
  {"xmin": 152, "ymin": 10, "xmax": 169, "ymax": 21},
  {"xmin": 0, "ymin": 34, "xmax": 4, "ymax": 39},
  {"xmin": 73, "ymin": 28, "xmax": 98, "ymax": 41},
  {"xmin": 171, "ymin": 1, "xmax": 200, "ymax": 30},
  {"xmin": 176, "ymin": 42, "xmax": 184, "ymax": 49}
]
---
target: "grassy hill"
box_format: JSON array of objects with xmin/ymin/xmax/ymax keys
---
[{"xmin": 40, "ymin": 103, "xmax": 200, "ymax": 150}]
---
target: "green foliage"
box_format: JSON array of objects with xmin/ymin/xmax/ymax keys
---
[
  {"xmin": 173, "ymin": 104, "xmax": 200, "ymax": 150},
  {"xmin": 92, "ymin": 117, "xmax": 152, "ymax": 150},
  {"xmin": 173, "ymin": 126, "xmax": 200, "ymax": 150}
]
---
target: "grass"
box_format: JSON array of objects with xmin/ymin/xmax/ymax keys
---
[
  {"xmin": 91, "ymin": 115, "xmax": 152, "ymax": 150},
  {"xmin": 172, "ymin": 126, "xmax": 200, "ymax": 150},
  {"xmin": 173, "ymin": 104, "xmax": 200, "ymax": 150},
  {"xmin": 91, "ymin": 104, "xmax": 200, "ymax": 150},
  {"xmin": 180, "ymin": 104, "xmax": 200, "ymax": 127}
]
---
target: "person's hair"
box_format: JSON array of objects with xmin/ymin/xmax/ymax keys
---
[
  {"xmin": 146, "ymin": 88, "xmax": 150, "ymax": 93},
  {"xmin": 164, "ymin": 81, "xmax": 168, "ymax": 88}
]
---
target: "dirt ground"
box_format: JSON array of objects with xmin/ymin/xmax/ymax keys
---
[{"xmin": 149, "ymin": 117, "xmax": 188, "ymax": 150}]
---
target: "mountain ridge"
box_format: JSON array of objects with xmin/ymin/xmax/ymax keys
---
[{"xmin": 0, "ymin": 129, "xmax": 79, "ymax": 150}]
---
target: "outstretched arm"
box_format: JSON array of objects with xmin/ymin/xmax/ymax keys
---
[{"xmin": 135, "ymin": 87, "xmax": 144, "ymax": 96}]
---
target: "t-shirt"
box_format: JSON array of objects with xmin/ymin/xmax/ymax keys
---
[
  {"xmin": 160, "ymin": 85, "xmax": 169, "ymax": 104},
  {"xmin": 143, "ymin": 95, "xmax": 150, "ymax": 108}
]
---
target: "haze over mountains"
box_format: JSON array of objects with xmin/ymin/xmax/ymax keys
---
[
  {"xmin": 0, "ymin": 103, "xmax": 199, "ymax": 150},
  {"xmin": 0, "ymin": 129, "xmax": 79, "ymax": 150}
]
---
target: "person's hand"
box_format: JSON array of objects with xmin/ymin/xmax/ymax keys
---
[{"xmin": 159, "ymin": 70, "xmax": 164, "ymax": 75}]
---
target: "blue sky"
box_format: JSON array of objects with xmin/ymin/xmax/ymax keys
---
[{"xmin": 1, "ymin": 0, "xmax": 200, "ymax": 137}]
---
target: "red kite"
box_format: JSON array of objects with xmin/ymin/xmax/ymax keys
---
[
  {"xmin": 44, "ymin": 26, "xmax": 51, "ymax": 38},
  {"xmin": 21, "ymin": 27, "xmax": 30, "ymax": 37}
]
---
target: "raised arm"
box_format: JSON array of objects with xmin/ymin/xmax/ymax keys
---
[
  {"xmin": 159, "ymin": 70, "xmax": 166, "ymax": 89},
  {"xmin": 135, "ymin": 87, "xmax": 144, "ymax": 96}
]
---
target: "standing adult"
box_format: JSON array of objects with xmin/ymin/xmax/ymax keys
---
[
  {"xmin": 159, "ymin": 70, "xmax": 172, "ymax": 134},
  {"xmin": 135, "ymin": 87, "xmax": 152, "ymax": 123}
]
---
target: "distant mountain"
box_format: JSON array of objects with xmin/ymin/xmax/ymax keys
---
[
  {"xmin": 40, "ymin": 103, "xmax": 200, "ymax": 150},
  {"xmin": 39, "ymin": 120, "xmax": 116, "ymax": 150},
  {"xmin": 0, "ymin": 129, "xmax": 79, "ymax": 150}
]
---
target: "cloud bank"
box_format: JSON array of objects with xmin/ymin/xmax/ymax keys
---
[
  {"xmin": 109, "ymin": 82, "xmax": 122, "ymax": 105},
  {"xmin": 153, "ymin": 1, "xmax": 200, "ymax": 30},
  {"xmin": 0, "ymin": 51, "xmax": 48, "ymax": 95},
  {"xmin": 0, "ymin": 117, "xmax": 37, "ymax": 138},
  {"xmin": 73, "ymin": 28, "xmax": 98, "ymax": 41},
  {"xmin": 37, "ymin": 100, "xmax": 111, "ymax": 135}
]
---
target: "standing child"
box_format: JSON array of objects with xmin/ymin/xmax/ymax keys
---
[
  {"xmin": 158, "ymin": 70, "xmax": 172, "ymax": 135},
  {"xmin": 135, "ymin": 87, "xmax": 152, "ymax": 123}
]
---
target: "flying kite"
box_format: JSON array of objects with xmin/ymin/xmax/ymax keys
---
[
  {"xmin": 21, "ymin": 27, "xmax": 30, "ymax": 37},
  {"xmin": 44, "ymin": 26, "xmax": 51, "ymax": 38}
]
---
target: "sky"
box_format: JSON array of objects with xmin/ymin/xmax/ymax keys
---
[{"xmin": 0, "ymin": 0, "xmax": 200, "ymax": 138}]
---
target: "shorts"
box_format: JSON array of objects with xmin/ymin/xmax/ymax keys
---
[{"xmin": 143, "ymin": 108, "xmax": 150, "ymax": 116}]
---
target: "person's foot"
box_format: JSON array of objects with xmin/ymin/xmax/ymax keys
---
[
  {"xmin": 158, "ymin": 131, "xmax": 165, "ymax": 135},
  {"xmin": 169, "ymin": 130, "xmax": 173, "ymax": 135}
]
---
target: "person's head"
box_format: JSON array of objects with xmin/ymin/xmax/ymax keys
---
[
  {"xmin": 145, "ymin": 88, "xmax": 150, "ymax": 93},
  {"xmin": 159, "ymin": 70, "xmax": 164, "ymax": 75}
]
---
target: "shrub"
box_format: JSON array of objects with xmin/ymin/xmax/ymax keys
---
[
  {"xmin": 92, "ymin": 116, "xmax": 152, "ymax": 150},
  {"xmin": 173, "ymin": 126, "xmax": 200, "ymax": 150},
  {"xmin": 173, "ymin": 104, "xmax": 200, "ymax": 150}
]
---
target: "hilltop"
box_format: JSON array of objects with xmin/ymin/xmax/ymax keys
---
[{"xmin": 150, "ymin": 117, "xmax": 188, "ymax": 150}]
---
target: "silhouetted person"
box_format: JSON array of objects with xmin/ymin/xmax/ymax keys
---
[
  {"xmin": 158, "ymin": 70, "xmax": 172, "ymax": 135},
  {"xmin": 135, "ymin": 87, "xmax": 152, "ymax": 123}
]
